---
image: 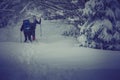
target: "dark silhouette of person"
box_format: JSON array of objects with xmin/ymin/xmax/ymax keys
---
[
  {"xmin": 31, "ymin": 15, "xmax": 41, "ymax": 40},
  {"xmin": 20, "ymin": 19, "xmax": 32, "ymax": 42}
]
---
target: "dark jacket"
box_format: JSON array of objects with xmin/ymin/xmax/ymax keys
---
[{"xmin": 31, "ymin": 19, "xmax": 41, "ymax": 30}]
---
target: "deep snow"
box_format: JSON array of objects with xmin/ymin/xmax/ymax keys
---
[{"xmin": 0, "ymin": 19, "xmax": 120, "ymax": 80}]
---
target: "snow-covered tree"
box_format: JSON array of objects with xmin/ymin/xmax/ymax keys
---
[{"xmin": 77, "ymin": 0, "xmax": 120, "ymax": 50}]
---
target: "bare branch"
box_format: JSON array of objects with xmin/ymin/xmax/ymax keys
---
[
  {"xmin": 0, "ymin": 2, "xmax": 6, "ymax": 8},
  {"xmin": 0, "ymin": 0, "xmax": 11, "ymax": 9},
  {"xmin": 0, "ymin": 9, "xmax": 15, "ymax": 12},
  {"xmin": 3, "ymin": 4, "xmax": 9, "ymax": 9}
]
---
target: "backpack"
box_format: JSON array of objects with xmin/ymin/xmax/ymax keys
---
[{"xmin": 23, "ymin": 20, "xmax": 31, "ymax": 30}]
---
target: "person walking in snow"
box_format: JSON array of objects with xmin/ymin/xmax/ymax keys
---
[
  {"xmin": 31, "ymin": 15, "xmax": 41, "ymax": 41},
  {"xmin": 20, "ymin": 19, "xmax": 32, "ymax": 42}
]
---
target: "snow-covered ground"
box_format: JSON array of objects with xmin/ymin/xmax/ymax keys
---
[{"xmin": 0, "ymin": 19, "xmax": 120, "ymax": 80}]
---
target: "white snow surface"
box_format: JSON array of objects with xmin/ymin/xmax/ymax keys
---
[
  {"xmin": 0, "ymin": 19, "xmax": 120, "ymax": 80},
  {"xmin": 0, "ymin": 19, "xmax": 120, "ymax": 69}
]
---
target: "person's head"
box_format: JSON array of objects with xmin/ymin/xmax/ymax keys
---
[{"xmin": 32, "ymin": 15, "xmax": 36, "ymax": 20}]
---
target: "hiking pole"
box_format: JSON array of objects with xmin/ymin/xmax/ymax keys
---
[
  {"xmin": 40, "ymin": 23, "xmax": 42, "ymax": 37},
  {"xmin": 20, "ymin": 31, "xmax": 22, "ymax": 43},
  {"xmin": 39, "ymin": 18, "xmax": 42, "ymax": 37}
]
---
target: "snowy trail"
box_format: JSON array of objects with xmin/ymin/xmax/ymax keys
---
[
  {"xmin": 0, "ymin": 41, "xmax": 120, "ymax": 69},
  {"xmin": 35, "ymin": 19, "xmax": 73, "ymax": 43},
  {"xmin": 0, "ymin": 19, "xmax": 120, "ymax": 80},
  {"xmin": 0, "ymin": 41, "xmax": 120, "ymax": 80},
  {"xmin": 1, "ymin": 19, "xmax": 120, "ymax": 69}
]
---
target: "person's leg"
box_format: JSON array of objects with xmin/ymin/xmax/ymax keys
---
[
  {"xmin": 24, "ymin": 31, "xmax": 27, "ymax": 42},
  {"xmin": 32, "ymin": 30, "xmax": 35, "ymax": 40},
  {"xmin": 28, "ymin": 31, "xmax": 32, "ymax": 42},
  {"xmin": 31, "ymin": 30, "xmax": 34, "ymax": 40}
]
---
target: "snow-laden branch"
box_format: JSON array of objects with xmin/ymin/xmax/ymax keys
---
[{"xmin": 20, "ymin": 1, "xmax": 33, "ymax": 14}]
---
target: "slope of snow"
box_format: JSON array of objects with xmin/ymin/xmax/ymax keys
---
[
  {"xmin": 0, "ymin": 41, "xmax": 120, "ymax": 69},
  {"xmin": 0, "ymin": 19, "xmax": 120, "ymax": 80},
  {"xmin": 0, "ymin": 40, "xmax": 120, "ymax": 80}
]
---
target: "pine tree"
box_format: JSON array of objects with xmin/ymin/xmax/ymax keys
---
[{"xmin": 78, "ymin": 0, "xmax": 120, "ymax": 50}]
